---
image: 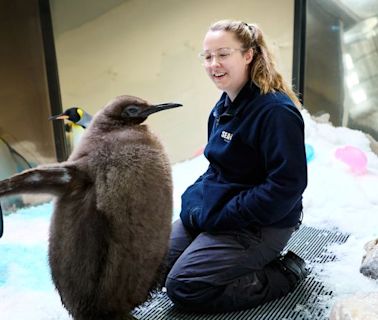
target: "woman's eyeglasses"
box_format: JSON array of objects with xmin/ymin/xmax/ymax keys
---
[{"xmin": 198, "ymin": 48, "xmax": 244, "ymax": 65}]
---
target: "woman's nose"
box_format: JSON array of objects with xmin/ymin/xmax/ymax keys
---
[{"xmin": 209, "ymin": 55, "xmax": 221, "ymax": 66}]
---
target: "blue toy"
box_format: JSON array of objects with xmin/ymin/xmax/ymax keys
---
[{"xmin": 305, "ymin": 144, "xmax": 315, "ymax": 163}]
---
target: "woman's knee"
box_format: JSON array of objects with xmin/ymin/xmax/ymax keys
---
[
  {"xmin": 165, "ymin": 277, "xmax": 218, "ymax": 308},
  {"xmin": 165, "ymin": 277, "xmax": 177, "ymax": 298},
  {"xmin": 165, "ymin": 277, "xmax": 192, "ymax": 305}
]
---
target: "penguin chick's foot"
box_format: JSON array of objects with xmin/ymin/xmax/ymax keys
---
[{"xmin": 0, "ymin": 165, "xmax": 88, "ymax": 197}]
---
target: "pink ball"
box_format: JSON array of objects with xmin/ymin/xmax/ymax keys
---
[{"xmin": 335, "ymin": 145, "xmax": 368, "ymax": 174}]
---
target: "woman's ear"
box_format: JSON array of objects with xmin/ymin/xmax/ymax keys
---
[{"xmin": 244, "ymin": 48, "xmax": 253, "ymax": 64}]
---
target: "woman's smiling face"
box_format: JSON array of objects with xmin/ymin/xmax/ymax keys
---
[{"xmin": 202, "ymin": 30, "xmax": 252, "ymax": 101}]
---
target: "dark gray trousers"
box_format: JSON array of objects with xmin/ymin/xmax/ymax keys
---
[{"xmin": 165, "ymin": 219, "xmax": 296, "ymax": 313}]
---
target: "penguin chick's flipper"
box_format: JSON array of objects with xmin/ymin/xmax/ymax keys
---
[{"xmin": 0, "ymin": 165, "xmax": 88, "ymax": 198}]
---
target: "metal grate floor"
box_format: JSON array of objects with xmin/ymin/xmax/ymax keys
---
[{"xmin": 132, "ymin": 225, "xmax": 349, "ymax": 320}]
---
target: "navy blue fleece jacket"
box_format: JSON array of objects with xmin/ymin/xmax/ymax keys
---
[{"xmin": 180, "ymin": 82, "xmax": 307, "ymax": 232}]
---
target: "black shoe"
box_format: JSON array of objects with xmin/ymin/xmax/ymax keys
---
[{"xmin": 279, "ymin": 251, "xmax": 308, "ymax": 282}]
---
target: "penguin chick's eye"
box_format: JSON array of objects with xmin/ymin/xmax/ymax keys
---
[{"xmin": 122, "ymin": 105, "xmax": 141, "ymax": 118}]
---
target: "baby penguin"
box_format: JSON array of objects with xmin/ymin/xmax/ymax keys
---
[{"xmin": 0, "ymin": 95, "xmax": 182, "ymax": 320}]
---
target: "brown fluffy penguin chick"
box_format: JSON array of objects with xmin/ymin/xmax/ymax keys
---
[{"xmin": 0, "ymin": 95, "xmax": 182, "ymax": 320}]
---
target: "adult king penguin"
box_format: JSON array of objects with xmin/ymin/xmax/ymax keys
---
[
  {"xmin": 50, "ymin": 107, "xmax": 92, "ymax": 129},
  {"xmin": 50, "ymin": 107, "xmax": 93, "ymax": 153},
  {"xmin": 0, "ymin": 95, "xmax": 182, "ymax": 320}
]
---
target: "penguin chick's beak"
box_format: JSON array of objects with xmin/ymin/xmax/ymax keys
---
[{"xmin": 138, "ymin": 103, "xmax": 182, "ymax": 117}]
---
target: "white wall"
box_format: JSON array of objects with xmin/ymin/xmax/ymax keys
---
[{"xmin": 53, "ymin": 0, "xmax": 295, "ymax": 163}]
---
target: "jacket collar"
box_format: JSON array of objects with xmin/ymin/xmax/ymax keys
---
[{"xmin": 213, "ymin": 81, "xmax": 259, "ymax": 119}]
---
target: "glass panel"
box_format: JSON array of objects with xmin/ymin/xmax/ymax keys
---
[
  {"xmin": 305, "ymin": 0, "xmax": 378, "ymax": 140},
  {"xmin": 0, "ymin": 0, "xmax": 57, "ymax": 210},
  {"xmin": 343, "ymin": 16, "xmax": 378, "ymax": 139}
]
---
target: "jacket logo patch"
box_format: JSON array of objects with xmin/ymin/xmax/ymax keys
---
[{"xmin": 221, "ymin": 130, "xmax": 233, "ymax": 142}]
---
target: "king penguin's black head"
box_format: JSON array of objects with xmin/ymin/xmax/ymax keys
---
[
  {"xmin": 49, "ymin": 107, "xmax": 80, "ymax": 122},
  {"xmin": 49, "ymin": 107, "xmax": 92, "ymax": 128},
  {"xmin": 103, "ymin": 95, "xmax": 182, "ymax": 126}
]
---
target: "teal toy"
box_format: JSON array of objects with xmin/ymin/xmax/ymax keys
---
[{"xmin": 305, "ymin": 144, "xmax": 315, "ymax": 163}]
